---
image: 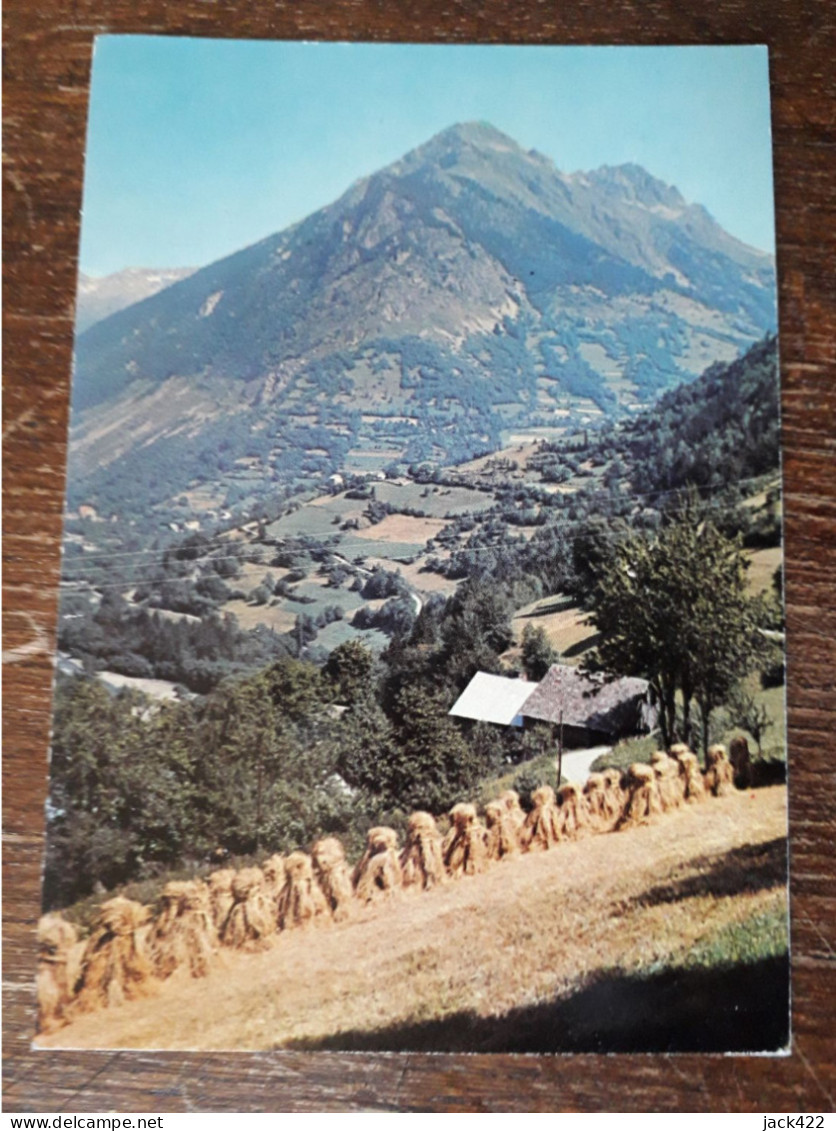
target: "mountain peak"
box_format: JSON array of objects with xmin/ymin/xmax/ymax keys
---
[
  {"xmin": 585, "ymin": 163, "xmax": 685, "ymax": 211},
  {"xmin": 433, "ymin": 120, "xmax": 520, "ymax": 147},
  {"xmin": 72, "ymin": 116, "xmax": 776, "ymax": 476},
  {"xmin": 396, "ymin": 121, "xmax": 527, "ymax": 169}
]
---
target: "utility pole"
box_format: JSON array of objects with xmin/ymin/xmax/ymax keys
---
[
  {"xmin": 557, "ymin": 709, "xmax": 564, "ymax": 788},
  {"xmin": 255, "ymin": 734, "xmax": 265, "ymax": 853}
]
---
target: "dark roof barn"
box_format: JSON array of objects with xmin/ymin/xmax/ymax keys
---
[{"xmin": 520, "ymin": 664, "xmax": 656, "ymax": 740}]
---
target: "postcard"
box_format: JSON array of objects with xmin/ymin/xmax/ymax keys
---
[{"xmin": 36, "ymin": 38, "xmax": 788, "ymax": 1053}]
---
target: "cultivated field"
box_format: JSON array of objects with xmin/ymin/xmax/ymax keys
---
[
  {"xmin": 40, "ymin": 786, "xmax": 788, "ymax": 1054},
  {"xmin": 287, "ymin": 577, "xmax": 365, "ymax": 613},
  {"xmin": 336, "ymin": 536, "xmax": 427, "ymax": 563},
  {"xmin": 265, "ymin": 498, "xmax": 363, "ymax": 539},
  {"xmin": 372, "ymin": 481, "xmax": 494, "ymax": 517},
  {"xmin": 350, "ymin": 513, "xmax": 447, "ymax": 545},
  {"xmin": 745, "ymin": 546, "xmax": 783, "ymax": 595},
  {"xmin": 97, "ymin": 671, "xmax": 181, "ymax": 701},
  {"xmin": 223, "ymin": 561, "xmax": 289, "ymax": 596},
  {"xmin": 510, "ymin": 593, "xmax": 599, "ymax": 661},
  {"xmin": 221, "ymin": 573, "xmax": 393, "ymax": 648},
  {"xmin": 221, "ymin": 599, "xmax": 298, "ymax": 634},
  {"xmin": 370, "ymin": 557, "xmax": 459, "ymax": 597},
  {"xmin": 454, "ymin": 441, "xmax": 542, "ymax": 475},
  {"xmin": 316, "ymin": 620, "xmax": 390, "ymax": 653}
]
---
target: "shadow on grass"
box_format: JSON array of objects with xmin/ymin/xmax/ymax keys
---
[
  {"xmin": 635, "ymin": 837, "xmax": 788, "ymax": 909},
  {"xmin": 515, "ymin": 595, "xmax": 576, "ymax": 619},
  {"xmin": 750, "ymin": 760, "xmax": 787, "ymax": 787},
  {"xmin": 562, "ymin": 632, "xmax": 602, "ymax": 658},
  {"xmin": 283, "ymin": 954, "xmax": 789, "ymax": 1054}
]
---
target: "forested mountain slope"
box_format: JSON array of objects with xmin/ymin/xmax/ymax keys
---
[{"xmin": 67, "ymin": 122, "xmax": 775, "ymax": 516}]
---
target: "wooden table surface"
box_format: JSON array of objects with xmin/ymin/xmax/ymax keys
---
[{"xmin": 4, "ymin": 0, "xmax": 835, "ymax": 1113}]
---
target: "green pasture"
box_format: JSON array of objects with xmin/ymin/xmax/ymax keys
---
[
  {"xmin": 314, "ymin": 619, "xmax": 390, "ymax": 655},
  {"xmin": 373, "ymin": 481, "xmax": 494, "ymax": 517}
]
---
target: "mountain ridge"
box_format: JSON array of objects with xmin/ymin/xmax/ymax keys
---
[
  {"xmin": 75, "ymin": 266, "xmax": 198, "ymax": 333},
  {"xmin": 68, "ymin": 121, "xmax": 776, "ymax": 516}
]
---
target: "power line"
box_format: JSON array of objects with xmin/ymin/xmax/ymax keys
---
[
  {"xmin": 59, "ymin": 506, "xmax": 782, "ymax": 594},
  {"xmin": 58, "ymin": 532, "xmax": 265, "ymax": 565},
  {"xmin": 60, "ymin": 470, "xmax": 779, "ymax": 572},
  {"xmin": 60, "ymin": 492, "xmax": 780, "ymax": 582}
]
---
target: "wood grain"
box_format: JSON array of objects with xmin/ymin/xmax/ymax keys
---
[{"xmin": 4, "ymin": 0, "xmax": 835, "ymax": 1112}]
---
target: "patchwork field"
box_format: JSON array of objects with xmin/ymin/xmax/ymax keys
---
[
  {"xmin": 336, "ymin": 537, "xmax": 427, "ymax": 564},
  {"xmin": 372, "ymin": 481, "xmax": 494, "ymax": 517},
  {"xmin": 221, "ymin": 599, "xmax": 298, "ymax": 634},
  {"xmin": 370, "ymin": 557, "xmax": 459, "ymax": 597},
  {"xmin": 156, "ymin": 466, "xmax": 783, "ymax": 677},
  {"xmin": 349, "ymin": 514, "xmax": 447, "ymax": 545}
]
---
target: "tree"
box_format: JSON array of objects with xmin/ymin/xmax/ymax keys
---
[
  {"xmin": 336, "ymin": 698, "xmax": 399, "ymax": 798},
  {"xmin": 726, "ymin": 684, "xmax": 774, "ymax": 754},
  {"xmin": 441, "ymin": 578, "xmax": 515, "ymax": 689},
  {"xmin": 520, "ymin": 623, "xmax": 557, "ymax": 681},
  {"xmin": 571, "ymin": 516, "xmax": 627, "ymax": 606},
  {"xmin": 198, "ymin": 660, "xmax": 336, "ymax": 854},
  {"xmin": 586, "ymin": 506, "xmax": 761, "ymax": 751},
  {"xmin": 687, "ymin": 546, "xmax": 764, "ymax": 754},
  {"xmin": 324, "ymin": 639, "xmax": 375, "ymax": 705},
  {"xmin": 293, "ymin": 613, "xmax": 318, "ymax": 652},
  {"xmin": 44, "ymin": 677, "xmax": 202, "ymax": 906},
  {"xmin": 389, "ymin": 686, "xmax": 486, "ymax": 812}
]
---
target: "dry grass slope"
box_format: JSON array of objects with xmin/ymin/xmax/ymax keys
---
[{"xmin": 37, "ymin": 786, "xmax": 788, "ymax": 1053}]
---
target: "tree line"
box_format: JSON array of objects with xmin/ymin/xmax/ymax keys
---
[{"xmin": 46, "ymin": 574, "xmax": 531, "ymax": 908}]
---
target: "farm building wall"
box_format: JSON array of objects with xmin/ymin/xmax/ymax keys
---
[{"xmin": 522, "ymin": 719, "xmax": 609, "ymax": 749}]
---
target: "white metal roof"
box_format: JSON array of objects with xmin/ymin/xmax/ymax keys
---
[{"xmin": 448, "ymin": 672, "xmax": 536, "ymax": 727}]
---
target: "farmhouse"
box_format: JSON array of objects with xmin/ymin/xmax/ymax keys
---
[
  {"xmin": 449, "ymin": 664, "xmax": 657, "ymax": 748},
  {"xmin": 448, "ymin": 672, "xmax": 535, "ymax": 728},
  {"xmin": 520, "ymin": 664, "xmax": 657, "ymax": 747}
]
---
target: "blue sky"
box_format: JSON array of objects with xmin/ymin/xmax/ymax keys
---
[{"xmin": 80, "ymin": 39, "xmax": 775, "ymax": 276}]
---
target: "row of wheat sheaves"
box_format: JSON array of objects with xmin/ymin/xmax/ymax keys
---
[{"xmin": 36, "ymin": 742, "xmax": 742, "ymax": 1036}]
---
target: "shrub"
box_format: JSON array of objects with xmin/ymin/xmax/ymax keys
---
[{"xmin": 511, "ymin": 770, "xmax": 544, "ymax": 812}]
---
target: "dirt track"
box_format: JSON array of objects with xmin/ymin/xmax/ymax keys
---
[{"xmin": 39, "ymin": 786, "xmax": 788, "ymax": 1053}]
